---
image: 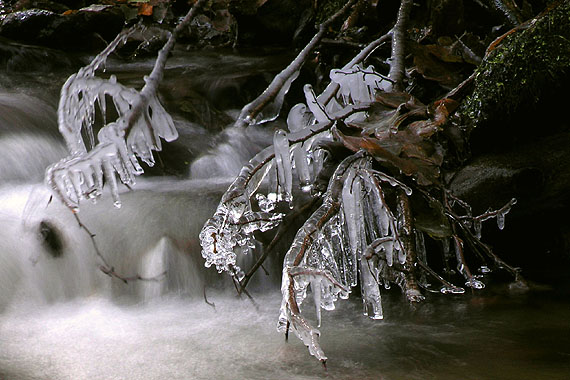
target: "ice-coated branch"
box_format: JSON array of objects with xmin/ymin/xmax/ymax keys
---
[
  {"xmin": 318, "ymin": 32, "xmax": 392, "ymax": 105},
  {"xmin": 387, "ymin": 0, "xmax": 414, "ymax": 92},
  {"xmin": 125, "ymin": 0, "xmax": 207, "ymax": 136},
  {"xmin": 46, "ymin": 0, "xmax": 207, "ymax": 211},
  {"xmin": 199, "ymin": 20, "xmax": 526, "ymax": 362},
  {"xmin": 58, "ymin": 26, "xmax": 142, "ymax": 155},
  {"xmin": 234, "ymin": 0, "xmax": 359, "ymax": 127}
]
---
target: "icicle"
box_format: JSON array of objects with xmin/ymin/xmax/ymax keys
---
[
  {"xmin": 294, "ymin": 145, "xmax": 313, "ymax": 192},
  {"xmin": 397, "ymin": 240, "xmax": 406, "ymax": 265},
  {"xmin": 384, "ymin": 239, "xmax": 394, "ymax": 266},
  {"xmin": 304, "ymin": 84, "xmax": 330, "ymax": 123},
  {"xmin": 359, "ymin": 258, "xmax": 383, "ymax": 319},
  {"xmin": 497, "ymin": 213, "xmax": 505, "ymax": 230},
  {"xmin": 312, "ymin": 279, "xmax": 322, "ymax": 327},
  {"xmin": 273, "ymin": 129, "xmax": 293, "ymax": 204},
  {"xmin": 342, "ymin": 168, "xmax": 362, "ymax": 281}
]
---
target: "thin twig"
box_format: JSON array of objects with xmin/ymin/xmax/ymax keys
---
[
  {"xmin": 203, "ymin": 287, "xmax": 216, "ymax": 309},
  {"xmin": 72, "ymin": 211, "xmax": 165, "ymax": 284}
]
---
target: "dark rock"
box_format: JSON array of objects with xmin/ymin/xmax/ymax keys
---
[
  {"xmin": 0, "ymin": 35, "xmax": 78, "ymax": 72},
  {"xmin": 0, "ymin": 4, "xmax": 125, "ymax": 51},
  {"xmin": 429, "ymin": 0, "xmax": 465, "ymax": 37},
  {"xmin": 230, "ymin": 0, "xmax": 312, "ymax": 46},
  {"xmin": 449, "ymin": 133, "xmax": 570, "ymax": 279}
]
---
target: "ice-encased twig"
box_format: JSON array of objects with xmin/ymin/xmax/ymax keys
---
[
  {"xmin": 58, "ymin": 26, "xmax": 141, "ymax": 155},
  {"xmin": 278, "ymin": 153, "xmax": 364, "ymax": 361},
  {"xmin": 46, "ymin": 0, "xmax": 207, "ymax": 210},
  {"xmin": 276, "ymin": 149, "xmax": 417, "ymax": 359}
]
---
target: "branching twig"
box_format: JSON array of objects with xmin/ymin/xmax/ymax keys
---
[{"xmin": 72, "ymin": 211, "xmax": 165, "ymax": 284}]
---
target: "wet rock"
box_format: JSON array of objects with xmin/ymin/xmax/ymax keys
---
[
  {"xmin": 450, "ymin": 132, "xmax": 570, "ymax": 279},
  {"xmin": 450, "ymin": 133, "xmax": 570, "ymax": 214},
  {"xmin": 0, "ymin": 36, "xmax": 78, "ymax": 71},
  {"xmin": 0, "ymin": 4, "xmax": 125, "ymax": 51}
]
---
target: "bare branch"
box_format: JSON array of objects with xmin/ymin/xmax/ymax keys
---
[{"xmin": 388, "ymin": 0, "xmax": 414, "ymax": 91}]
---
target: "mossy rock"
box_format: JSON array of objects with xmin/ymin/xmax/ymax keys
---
[{"xmin": 459, "ymin": 0, "xmax": 570, "ymax": 131}]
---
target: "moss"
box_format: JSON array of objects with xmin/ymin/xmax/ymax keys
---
[{"xmin": 459, "ymin": 0, "xmax": 570, "ymax": 130}]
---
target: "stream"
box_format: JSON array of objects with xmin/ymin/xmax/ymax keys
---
[{"xmin": 1, "ymin": 42, "xmax": 569, "ymax": 380}]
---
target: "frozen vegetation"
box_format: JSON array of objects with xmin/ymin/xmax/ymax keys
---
[{"xmin": 42, "ymin": 0, "xmax": 527, "ymax": 364}]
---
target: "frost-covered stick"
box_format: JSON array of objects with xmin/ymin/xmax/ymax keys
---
[
  {"xmin": 471, "ymin": 198, "xmax": 517, "ymax": 223},
  {"xmin": 451, "ymin": 210, "xmax": 525, "ymax": 284},
  {"xmin": 387, "ymin": 0, "xmax": 413, "ymax": 92},
  {"xmin": 396, "ymin": 190, "xmax": 424, "ymax": 302},
  {"xmin": 442, "ymin": 194, "xmax": 523, "ymax": 281},
  {"xmin": 124, "ymin": 0, "xmax": 207, "ymax": 135},
  {"xmin": 234, "ymin": 0, "xmax": 358, "ymax": 128}
]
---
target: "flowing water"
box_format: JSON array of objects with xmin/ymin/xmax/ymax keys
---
[{"xmin": 1, "ymin": 43, "xmax": 569, "ymax": 380}]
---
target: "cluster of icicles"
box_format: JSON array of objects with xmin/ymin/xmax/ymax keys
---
[
  {"xmin": 199, "ymin": 64, "xmax": 419, "ymax": 360},
  {"xmin": 45, "ymin": 25, "xmax": 178, "ymax": 211},
  {"xmin": 199, "ymin": 60, "xmax": 517, "ymax": 360}
]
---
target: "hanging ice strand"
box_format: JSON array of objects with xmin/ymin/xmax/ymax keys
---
[
  {"xmin": 45, "ymin": 0, "xmax": 208, "ymax": 211},
  {"xmin": 273, "ymin": 129, "xmax": 293, "ymax": 204}
]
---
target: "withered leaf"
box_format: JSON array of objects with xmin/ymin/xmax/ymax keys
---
[{"xmin": 409, "ymin": 43, "xmax": 466, "ymax": 88}]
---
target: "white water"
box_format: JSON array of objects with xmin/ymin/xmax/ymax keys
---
[
  {"xmin": 1, "ymin": 49, "xmax": 569, "ymax": 380},
  {"xmin": 1, "ymin": 291, "xmax": 569, "ymax": 380}
]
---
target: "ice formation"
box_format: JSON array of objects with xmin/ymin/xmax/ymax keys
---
[
  {"xmin": 45, "ymin": 0, "xmax": 207, "ymax": 211},
  {"xmin": 199, "ymin": 56, "xmax": 520, "ymax": 361},
  {"xmin": 44, "ymin": 25, "xmax": 178, "ymax": 211}
]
